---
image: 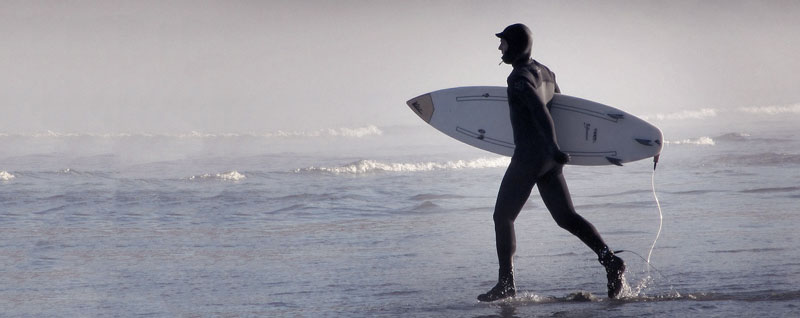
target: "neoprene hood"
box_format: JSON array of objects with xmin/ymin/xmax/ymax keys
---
[{"xmin": 496, "ymin": 23, "xmax": 533, "ymax": 66}]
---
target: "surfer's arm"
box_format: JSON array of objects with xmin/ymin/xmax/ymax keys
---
[
  {"xmin": 512, "ymin": 78, "xmax": 560, "ymax": 148},
  {"xmin": 511, "ymin": 77, "xmax": 569, "ymax": 163},
  {"xmin": 533, "ymin": 94, "xmax": 570, "ymax": 163},
  {"xmin": 531, "ymin": 95, "xmax": 566, "ymax": 160}
]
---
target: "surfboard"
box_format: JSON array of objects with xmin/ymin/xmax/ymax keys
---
[{"xmin": 406, "ymin": 86, "xmax": 662, "ymax": 166}]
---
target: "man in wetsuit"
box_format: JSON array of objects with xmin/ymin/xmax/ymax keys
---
[{"xmin": 477, "ymin": 23, "xmax": 626, "ymax": 302}]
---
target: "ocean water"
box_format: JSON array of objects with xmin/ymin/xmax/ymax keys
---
[{"xmin": 1, "ymin": 107, "xmax": 800, "ymax": 317}]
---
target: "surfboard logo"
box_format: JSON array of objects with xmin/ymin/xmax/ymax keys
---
[
  {"xmin": 406, "ymin": 94, "xmax": 434, "ymax": 123},
  {"xmin": 583, "ymin": 123, "xmax": 598, "ymax": 143},
  {"xmin": 411, "ymin": 101, "xmax": 423, "ymax": 114},
  {"xmin": 584, "ymin": 123, "xmax": 591, "ymax": 141}
]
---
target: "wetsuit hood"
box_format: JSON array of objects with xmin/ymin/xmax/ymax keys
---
[{"xmin": 496, "ymin": 23, "xmax": 533, "ymax": 66}]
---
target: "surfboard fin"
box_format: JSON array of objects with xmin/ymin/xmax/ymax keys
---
[
  {"xmin": 607, "ymin": 113, "xmax": 625, "ymax": 120},
  {"xmin": 606, "ymin": 157, "xmax": 624, "ymax": 166}
]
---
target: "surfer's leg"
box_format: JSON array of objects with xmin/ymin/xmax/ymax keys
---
[
  {"xmin": 479, "ymin": 158, "xmax": 537, "ymax": 302},
  {"xmin": 538, "ymin": 166, "xmax": 606, "ymax": 253},
  {"xmin": 493, "ymin": 162, "xmax": 535, "ymax": 277},
  {"xmin": 537, "ymin": 165, "xmax": 626, "ymax": 298}
]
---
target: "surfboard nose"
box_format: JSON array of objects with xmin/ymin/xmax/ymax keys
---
[{"xmin": 406, "ymin": 93, "xmax": 434, "ymax": 123}]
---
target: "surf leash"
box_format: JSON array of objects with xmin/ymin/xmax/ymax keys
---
[
  {"xmin": 648, "ymin": 154, "xmax": 662, "ymax": 264},
  {"xmin": 614, "ymin": 154, "xmax": 665, "ymax": 278}
]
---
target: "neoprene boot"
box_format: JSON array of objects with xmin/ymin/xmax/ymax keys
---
[
  {"xmin": 477, "ymin": 272, "xmax": 516, "ymax": 302},
  {"xmin": 600, "ymin": 254, "xmax": 626, "ymax": 299}
]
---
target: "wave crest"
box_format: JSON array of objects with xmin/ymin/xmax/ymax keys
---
[
  {"xmin": 640, "ymin": 103, "xmax": 800, "ymax": 122},
  {"xmin": 254, "ymin": 125, "xmax": 383, "ymax": 138},
  {"xmin": 188, "ymin": 171, "xmax": 246, "ymax": 181},
  {"xmin": 664, "ymin": 137, "xmax": 715, "ymax": 145},
  {"xmin": 0, "ymin": 125, "xmax": 383, "ymax": 139},
  {"xmin": 295, "ymin": 157, "xmax": 510, "ymax": 174},
  {"xmin": 642, "ymin": 108, "xmax": 717, "ymax": 121},
  {"xmin": 0, "ymin": 171, "xmax": 15, "ymax": 181}
]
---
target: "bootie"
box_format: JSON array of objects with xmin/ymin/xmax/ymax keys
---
[
  {"xmin": 600, "ymin": 254, "xmax": 626, "ymax": 299},
  {"xmin": 477, "ymin": 275, "xmax": 515, "ymax": 302}
]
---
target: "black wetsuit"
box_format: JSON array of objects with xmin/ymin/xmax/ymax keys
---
[{"xmin": 480, "ymin": 23, "xmax": 624, "ymax": 302}]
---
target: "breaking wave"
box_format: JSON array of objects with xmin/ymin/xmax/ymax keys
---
[
  {"xmin": 295, "ymin": 157, "xmax": 510, "ymax": 174},
  {"xmin": 641, "ymin": 108, "xmax": 717, "ymax": 121},
  {"xmin": 0, "ymin": 171, "xmax": 15, "ymax": 181},
  {"xmin": 188, "ymin": 171, "xmax": 246, "ymax": 181},
  {"xmin": 0, "ymin": 125, "xmax": 383, "ymax": 139},
  {"xmin": 664, "ymin": 137, "xmax": 715, "ymax": 145},
  {"xmin": 640, "ymin": 102, "xmax": 800, "ymax": 122},
  {"xmin": 662, "ymin": 132, "xmax": 764, "ymax": 145}
]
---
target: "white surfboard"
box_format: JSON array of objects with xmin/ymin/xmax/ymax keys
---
[{"xmin": 406, "ymin": 86, "xmax": 662, "ymax": 166}]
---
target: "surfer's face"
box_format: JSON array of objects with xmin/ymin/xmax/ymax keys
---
[{"xmin": 498, "ymin": 38, "xmax": 509, "ymax": 55}]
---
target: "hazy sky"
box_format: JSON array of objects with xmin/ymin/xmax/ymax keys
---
[{"xmin": 2, "ymin": 0, "xmax": 799, "ymax": 133}]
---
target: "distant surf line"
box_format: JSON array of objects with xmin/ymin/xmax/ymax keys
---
[
  {"xmin": 640, "ymin": 102, "xmax": 800, "ymax": 121},
  {"xmin": 295, "ymin": 157, "xmax": 511, "ymax": 175},
  {"xmin": 0, "ymin": 125, "xmax": 384, "ymax": 139}
]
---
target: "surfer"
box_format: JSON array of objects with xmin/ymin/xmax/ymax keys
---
[{"xmin": 478, "ymin": 23, "xmax": 626, "ymax": 302}]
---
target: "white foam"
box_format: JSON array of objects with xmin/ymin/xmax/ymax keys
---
[
  {"xmin": 664, "ymin": 137, "xmax": 715, "ymax": 145},
  {"xmin": 0, "ymin": 125, "xmax": 384, "ymax": 139},
  {"xmin": 297, "ymin": 157, "xmax": 510, "ymax": 174},
  {"xmin": 0, "ymin": 171, "xmax": 15, "ymax": 181},
  {"xmin": 639, "ymin": 103, "xmax": 800, "ymax": 121},
  {"xmin": 641, "ymin": 108, "xmax": 718, "ymax": 121},
  {"xmin": 268, "ymin": 125, "xmax": 383, "ymax": 138},
  {"xmin": 188, "ymin": 171, "xmax": 246, "ymax": 181}
]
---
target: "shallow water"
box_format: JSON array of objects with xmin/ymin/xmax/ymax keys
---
[{"xmin": 1, "ymin": 113, "xmax": 799, "ymax": 317}]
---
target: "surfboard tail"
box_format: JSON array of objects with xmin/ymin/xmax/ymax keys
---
[{"xmin": 406, "ymin": 94, "xmax": 434, "ymax": 123}]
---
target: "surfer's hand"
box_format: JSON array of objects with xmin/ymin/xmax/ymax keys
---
[{"xmin": 554, "ymin": 150, "xmax": 570, "ymax": 164}]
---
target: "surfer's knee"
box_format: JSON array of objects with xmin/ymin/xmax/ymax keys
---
[
  {"xmin": 493, "ymin": 190, "xmax": 526, "ymax": 224},
  {"xmin": 493, "ymin": 210, "xmax": 513, "ymax": 224},
  {"xmin": 552, "ymin": 214, "xmax": 571, "ymax": 230},
  {"xmin": 551, "ymin": 209, "xmax": 580, "ymax": 231}
]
